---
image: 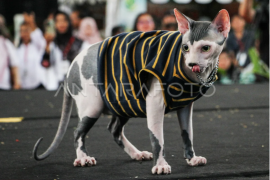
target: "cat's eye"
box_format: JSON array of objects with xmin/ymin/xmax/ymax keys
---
[
  {"xmin": 182, "ymin": 44, "xmax": 189, "ymax": 52},
  {"xmin": 202, "ymin": 45, "xmax": 211, "ymax": 52}
]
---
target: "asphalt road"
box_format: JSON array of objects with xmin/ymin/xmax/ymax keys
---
[{"xmin": 0, "ymin": 83, "xmax": 269, "ymax": 180}]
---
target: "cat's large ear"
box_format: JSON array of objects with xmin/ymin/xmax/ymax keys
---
[
  {"xmin": 211, "ymin": 9, "xmax": 230, "ymax": 38},
  {"xmin": 174, "ymin": 8, "xmax": 191, "ymax": 34}
]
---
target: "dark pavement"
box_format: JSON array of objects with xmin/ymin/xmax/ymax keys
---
[{"xmin": 0, "ymin": 83, "xmax": 269, "ymax": 180}]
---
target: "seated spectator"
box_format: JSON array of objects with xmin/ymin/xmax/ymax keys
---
[
  {"xmin": 41, "ymin": 11, "xmax": 88, "ymax": 90},
  {"xmin": 17, "ymin": 22, "xmax": 46, "ymax": 89},
  {"xmin": 132, "ymin": 13, "xmax": 156, "ymax": 32},
  {"xmin": 0, "ymin": 29, "xmax": 20, "ymax": 90},
  {"xmin": 78, "ymin": 17, "xmax": 103, "ymax": 45},
  {"xmin": 111, "ymin": 26, "xmax": 125, "ymax": 36},
  {"xmin": 226, "ymin": 14, "xmax": 268, "ymax": 83},
  {"xmin": 217, "ymin": 49, "xmax": 240, "ymax": 84},
  {"xmin": 226, "ymin": 15, "xmax": 255, "ymax": 68},
  {"xmin": 161, "ymin": 10, "xmax": 178, "ymax": 31}
]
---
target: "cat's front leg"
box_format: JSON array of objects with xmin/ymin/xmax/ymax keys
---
[
  {"xmin": 177, "ymin": 102, "xmax": 207, "ymax": 166},
  {"xmin": 146, "ymin": 75, "xmax": 171, "ymax": 175}
]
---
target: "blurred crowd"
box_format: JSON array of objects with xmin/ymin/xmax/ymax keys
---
[
  {"xmin": 217, "ymin": 0, "xmax": 269, "ymax": 85},
  {"xmin": 0, "ymin": 8, "xmax": 103, "ymax": 90},
  {"xmin": 0, "ymin": 0, "xmax": 268, "ymax": 91}
]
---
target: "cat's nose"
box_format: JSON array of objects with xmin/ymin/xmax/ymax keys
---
[{"xmin": 188, "ymin": 63, "xmax": 198, "ymax": 67}]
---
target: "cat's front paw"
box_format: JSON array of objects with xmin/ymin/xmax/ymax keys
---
[
  {"xmin": 151, "ymin": 160, "xmax": 171, "ymax": 174},
  {"xmin": 73, "ymin": 156, "xmax": 97, "ymax": 167},
  {"xmin": 186, "ymin": 156, "xmax": 207, "ymax": 166}
]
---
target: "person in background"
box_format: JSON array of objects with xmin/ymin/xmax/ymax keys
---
[
  {"xmin": 70, "ymin": 8, "xmax": 87, "ymax": 37},
  {"xmin": 42, "ymin": 10, "xmax": 56, "ymax": 67},
  {"xmin": 111, "ymin": 26, "xmax": 125, "ymax": 36},
  {"xmin": 226, "ymin": 15, "xmax": 255, "ymax": 68},
  {"xmin": 239, "ymin": 0, "xmax": 269, "ymax": 67},
  {"xmin": 42, "ymin": 11, "xmax": 56, "ymax": 70},
  {"xmin": 0, "ymin": 15, "xmax": 11, "ymax": 40},
  {"xmin": 23, "ymin": 11, "xmax": 45, "ymax": 52},
  {"xmin": 217, "ymin": 49, "xmax": 240, "ymax": 84},
  {"xmin": 43, "ymin": 10, "xmax": 56, "ymax": 43},
  {"xmin": 17, "ymin": 22, "xmax": 46, "ymax": 89},
  {"xmin": 0, "ymin": 29, "xmax": 20, "ymax": 90},
  {"xmin": 41, "ymin": 11, "xmax": 88, "ymax": 90},
  {"xmin": 161, "ymin": 10, "xmax": 178, "ymax": 31},
  {"xmin": 78, "ymin": 17, "xmax": 102, "ymax": 45},
  {"xmin": 132, "ymin": 13, "xmax": 156, "ymax": 32}
]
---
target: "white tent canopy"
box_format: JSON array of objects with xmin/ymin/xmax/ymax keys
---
[{"xmin": 151, "ymin": 0, "xmax": 242, "ymax": 4}]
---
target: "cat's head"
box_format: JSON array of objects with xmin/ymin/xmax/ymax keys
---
[{"xmin": 174, "ymin": 9, "xmax": 230, "ymax": 74}]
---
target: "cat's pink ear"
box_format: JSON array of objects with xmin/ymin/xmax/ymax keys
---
[
  {"xmin": 211, "ymin": 9, "xmax": 230, "ymax": 38},
  {"xmin": 174, "ymin": 8, "xmax": 190, "ymax": 34}
]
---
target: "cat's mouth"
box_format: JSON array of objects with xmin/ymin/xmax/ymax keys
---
[
  {"xmin": 192, "ymin": 65, "xmax": 201, "ymax": 73},
  {"xmin": 192, "ymin": 65, "xmax": 207, "ymax": 73}
]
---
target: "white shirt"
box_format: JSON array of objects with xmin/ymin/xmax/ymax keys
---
[
  {"xmin": 42, "ymin": 40, "xmax": 90, "ymax": 91},
  {"xmin": 0, "ymin": 36, "xmax": 19, "ymax": 90},
  {"xmin": 17, "ymin": 28, "xmax": 46, "ymax": 89}
]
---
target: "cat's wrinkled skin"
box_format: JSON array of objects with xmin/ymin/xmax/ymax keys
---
[
  {"xmin": 175, "ymin": 9, "xmax": 230, "ymax": 82},
  {"xmin": 33, "ymin": 9, "xmax": 230, "ymax": 175}
]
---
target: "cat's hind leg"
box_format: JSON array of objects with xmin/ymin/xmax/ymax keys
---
[{"xmin": 108, "ymin": 116, "xmax": 153, "ymax": 161}]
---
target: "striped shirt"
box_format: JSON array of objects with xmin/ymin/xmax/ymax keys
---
[{"xmin": 98, "ymin": 31, "xmax": 211, "ymax": 118}]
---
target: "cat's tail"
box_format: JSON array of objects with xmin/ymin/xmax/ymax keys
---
[{"xmin": 33, "ymin": 83, "xmax": 73, "ymax": 161}]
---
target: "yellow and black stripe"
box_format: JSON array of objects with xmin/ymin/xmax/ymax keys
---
[{"xmin": 98, "ymin": 31, "xmax": 210, "ymax": 118}]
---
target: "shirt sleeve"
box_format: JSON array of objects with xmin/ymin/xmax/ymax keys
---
[
  {"xmin": 4, "ymin": 39, "xmax": 19, "ymax": 67},
  {"xmin": 30, "ymin": 28, "xmax": 46, "ymax": 54}
]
